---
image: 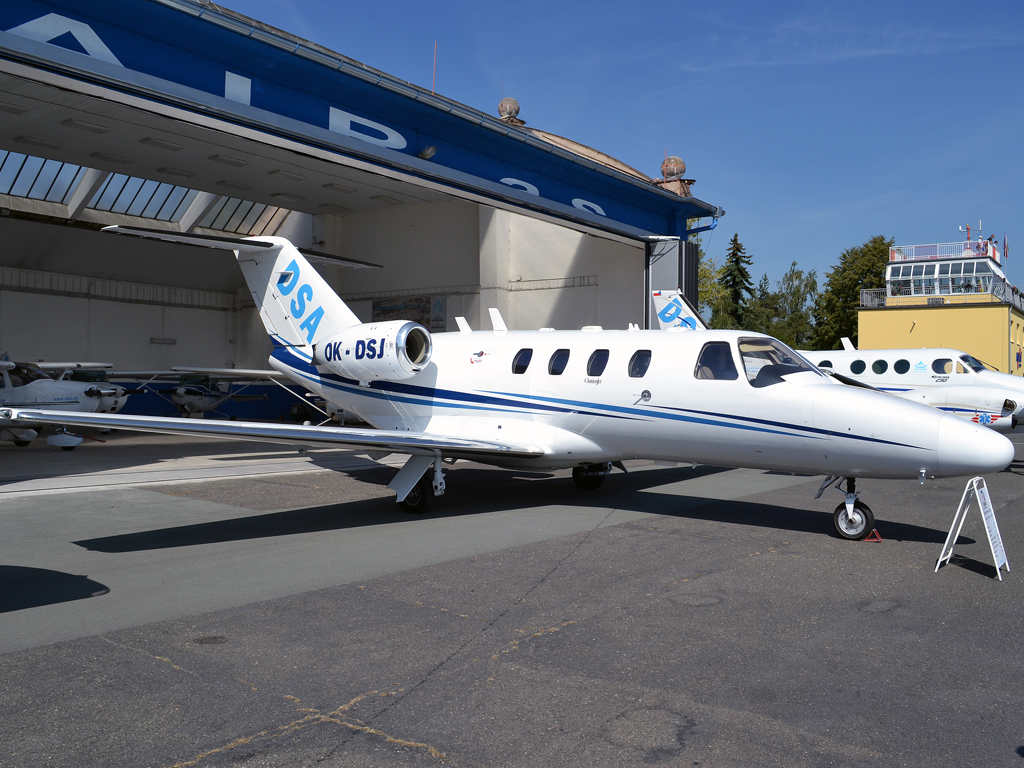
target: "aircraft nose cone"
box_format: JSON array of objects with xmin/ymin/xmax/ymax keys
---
[{"xmin": 937, "ymin": 414, "xmax": 1015, "ymax": 476}]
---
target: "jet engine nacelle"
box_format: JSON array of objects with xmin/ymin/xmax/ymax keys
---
[{"xmin": 313, "ymin": 320, "xmax": 432, "ymax": 382}]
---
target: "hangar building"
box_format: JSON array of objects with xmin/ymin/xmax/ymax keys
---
[{"xmin": 0, "ymin": 0, "xmax": 723, "ymax": 379}]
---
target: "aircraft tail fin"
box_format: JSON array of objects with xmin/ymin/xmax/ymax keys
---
[
  {"xmin": 236, "ymin": 237, "xmax": 362, "ymax": 348},
  {"xmin": 841, "ymin": 337, "xmax": 857, "ymax": 351},
  {"xmin": 652, "ymin": 289, "xmax": 709, "ymax": 330}
]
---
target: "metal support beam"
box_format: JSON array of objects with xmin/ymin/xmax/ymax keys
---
[
  {"xmin": 178, "ymin": 191, "xmax": 222, "ymax": 233},
  {"xmin": 65, "ymin": 168, "xmax": 110, "ymax": 220}
]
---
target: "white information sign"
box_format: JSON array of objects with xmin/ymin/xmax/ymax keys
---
[{"xmin": 935, "ymin": 477, "xmax": 1010, "ymax": 580}]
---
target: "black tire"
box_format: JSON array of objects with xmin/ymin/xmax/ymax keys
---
[
  {"xmin": 833, "ymin": 500, "xmax": 874, "ymax": 540},
  {"xmin": 572, "ymin": 464, "xmax": 606, "ymax": 491},
  {"xmin": 61, "ymin": 446, "xmax": 76, "ymax": 452},
  {"xmin": 13, "ymin": 441, "xmax": 30, "ymax": 447},
  {"xmin": 398, "ymin": 473, "xmax": 434, "ymax": 514}
]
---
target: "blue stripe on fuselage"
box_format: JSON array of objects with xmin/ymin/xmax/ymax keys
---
[{"xmin": 271, "ymin": 347, "xmax": 921, "ymax": 448}]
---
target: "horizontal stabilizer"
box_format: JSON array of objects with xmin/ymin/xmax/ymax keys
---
[
  {"xmin": 102, "ymin": 226, "xmax": 382, "ymax": 268},
  {"xmin": 102, "ymin": 225, "xmax": 275, "ymax": 252}
]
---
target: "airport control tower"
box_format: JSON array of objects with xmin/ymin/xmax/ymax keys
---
[{"xmin": 857, "ymin": 231, "xmax": 1024, "ymax": 375}]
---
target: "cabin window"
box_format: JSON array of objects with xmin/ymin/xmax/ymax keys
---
[
  {"xmin": 739, "ymin": 338, "xmax": 817, "ymax": 387},
  {"xmin": 872, "ymin": 360, "xmax": 888, "ymax": 374},
  {"xmin": 511, "ymin": 348, "xmax": 533, "ymax": 374},
  {"xmin": 7, "ymin": 364, "xmax": 50, "ymax": 387},
  {"xmin": 694, "ymin": 342, "xmax": 738, "ymax": 380},
  {"xmin": 587, "ymin": 349, "xmax": 609, "ymax": 376},
  {"xmin": 939, "ymin": 263, "xmax": 950, "ymax": 275},
  {"xmin": 850, "ymin": 360, "xmax": 866, "ymax": 374},
  {"xmin": 818, "ymin": 360, "xmax": 833, "ymax": 369},
  {"xmin": 960, "ymin": 354, "xmax": 989, "ymax": 373},
  {"xmin": 932, "ymin": 358, "xmax": 952, "ymax": 374},
  {"xmin": 894, "ymin": 359, "xmax": 910, "ymax": 374},
  {"xmin": 628, "ymin": 350, "xmax": 653, "ymax": 378},
  {"xmin": 548, "ymin": 349, "xmax": 570, "ymax": 375}
]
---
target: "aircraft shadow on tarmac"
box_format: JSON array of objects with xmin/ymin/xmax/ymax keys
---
[
  {"xmin": 0, "ymin": 566, "xmax": 110, "ymax": 613},
  {"xmin": 73, "ymin": 464, "xmax": 960, "ymax": 553}
]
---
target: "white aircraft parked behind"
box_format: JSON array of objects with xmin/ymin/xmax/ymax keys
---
[
  {"xmin": 0, "ymin": 361, "xmax": 132, "ymax": 449},
  {"xmin": 801, "ymin": 341, "xmax": 1024, "ymax": 432},
  {"xmin": 4, "ymin": 227, "xmax": 1015, "ymax": 540}
]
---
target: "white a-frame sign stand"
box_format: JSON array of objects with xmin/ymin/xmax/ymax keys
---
[{"xmin": 935, "ymin": 477, "xmax": 1010, "ymax": 580}]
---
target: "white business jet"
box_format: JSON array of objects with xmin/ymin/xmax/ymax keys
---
[
  {"xmin": 0, "ymin": 361, "xmax": 132, "ymax": 449},
  {"xmin": 801, "ymin": 341, "xmax": 1024, "ymax": 432},
  {"xmin": 2, "ymin": 226, "xmax": 1014, "ymax": 541}
]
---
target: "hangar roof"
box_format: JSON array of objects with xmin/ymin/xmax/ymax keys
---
[{"xmin": 0, "ymin": 0, "xmax": 723, "ymax": 241}]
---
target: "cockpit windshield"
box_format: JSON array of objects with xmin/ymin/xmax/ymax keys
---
[
  {"xmin": 739, "ymin": 338, "xmax": 820, "ymax": 388},
  {"xmin": 959, "ymin": 354, "xmax": 994, "ymax": 373},
  {"xmin": 8, "ymin": 364, "xmax": 53, "ymax": 387}
]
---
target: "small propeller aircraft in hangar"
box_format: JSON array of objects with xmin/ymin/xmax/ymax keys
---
[
  {"xmin": 3, "ymin": 226, "xmax": 1014, "ymax": 540},
  {"xmin": 801, "ymin": 341, "xmax": 1024, "ymax": 433},
  {"xmin": 0, "ymin": 361, "xmax": 134, "ymax": 449},
  {"xmin": 111, "ymin": 368, "xmax": 290, "ymax": 419}
]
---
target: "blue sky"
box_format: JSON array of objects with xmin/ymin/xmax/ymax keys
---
[{"xmin": 227, "ymin": 0, "xmax": 1022, "ymax": 288}]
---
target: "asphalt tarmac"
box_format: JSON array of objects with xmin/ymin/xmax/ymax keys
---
[{"xmin": 1, "ymin": 432, "xmax": 1023, "ymax": 767}]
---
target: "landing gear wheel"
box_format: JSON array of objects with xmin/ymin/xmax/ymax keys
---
[
  {"xmin": 13, "ymin": 441, "xmax": 30, "ymax": 447},
  {"xmin": 61, "ymin": 446, "xmax": 76, "ymax": 452},
  {"xmin": 833, "ymin": 500, "xmax": 874, "ymax": 540},
  {"xmin": 572, "ymin": 464, "xmax": 606, "ymax": 491},
  {"xmin": 398, "ymin": 473, "xmax": 435, "ymax": 514}
]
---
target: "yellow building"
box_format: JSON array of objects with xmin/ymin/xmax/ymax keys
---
[{"xmin": 857, "ymin": 238, "xmax": 1024, "ymax": 375}]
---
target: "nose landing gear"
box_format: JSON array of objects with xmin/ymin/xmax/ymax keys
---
[{"xmin": 816, "ymin": 476, "xmax": 875, "ymax": 540}]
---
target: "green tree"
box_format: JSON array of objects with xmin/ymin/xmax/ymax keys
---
[
  {"xmin": 811, "ymin": 235, "xmax": 892, "ymax": 349},
  {"xmin": 741, "ymin": 264, "xmax": 817, "ymax": 346},
  {"xmin": 713, "ymin": 234, "xmax": 754, "ymax": 328},
  {"xmin": 744, "ymin": 273, "xmax": 779, "ymax": 335},
  {"xmin": 697, "ymin": 248, "xmax": 725, "ymax": 322},
  {"xmin": 771, "ymin": 262, "xmax": 818, "ymax": 347}
]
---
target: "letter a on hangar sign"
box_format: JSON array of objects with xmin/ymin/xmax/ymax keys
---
[{"xmin": 7, "ymin": 13, "xmax": 123, "ymax": 67}]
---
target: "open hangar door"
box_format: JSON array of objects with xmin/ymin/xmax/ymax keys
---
[{"xmin": 0, "ymin": 0, "xmax": 723, "ymax": 386}]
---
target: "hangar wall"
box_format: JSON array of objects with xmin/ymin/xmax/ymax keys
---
[
  {"xmin": 0, "ymin": 288, "xmax": 230, "ymax": 367},
  {"xmin": 324, "ymin": 199, "xmax": 645, "ymax": 334}
]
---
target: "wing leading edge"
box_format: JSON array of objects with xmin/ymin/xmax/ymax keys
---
[{"xmin": 1, "ymin": 409, "xmax": 544, "ymax": 459}]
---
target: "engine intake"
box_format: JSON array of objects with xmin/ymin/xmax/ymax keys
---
[{"xmin": 313, "ymin": 320, "xmax": 431, "ymax": 382}]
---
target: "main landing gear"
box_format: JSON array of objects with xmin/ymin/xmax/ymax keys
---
[
  {"xmin": 572, "ymin": 463, "xmax": 610, "ymax": 491},
  {"xmin": 398, "ymin": 472, "xmax": 435, "ymax": 514},
  {"xmin": 571, "ymin": 462, "xmax": 628, "ymax": 491},
  {"xmin": 397, "ymin": 454, "xmax": 448, "ymax": 515},
  {"xmin": 816, "ymin": 476, "xmax": 875, "ymax": 540}
]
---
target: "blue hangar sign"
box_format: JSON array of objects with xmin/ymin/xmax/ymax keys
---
[{"xmin": 0, "ymin": 0, "xmax": 723, "ymax": 239}]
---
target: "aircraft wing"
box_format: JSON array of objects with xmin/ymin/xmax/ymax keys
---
[
  {"xmin": 108, "ymin": 369, "xmax": 289, "ymax": 382},
  {"xmin": 170, "ymin": 367, "xmax": 291, "ymax": 380},
  {"xmin": 1, "ymin": 408, "xmax": 545, "ymax": 460}
]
